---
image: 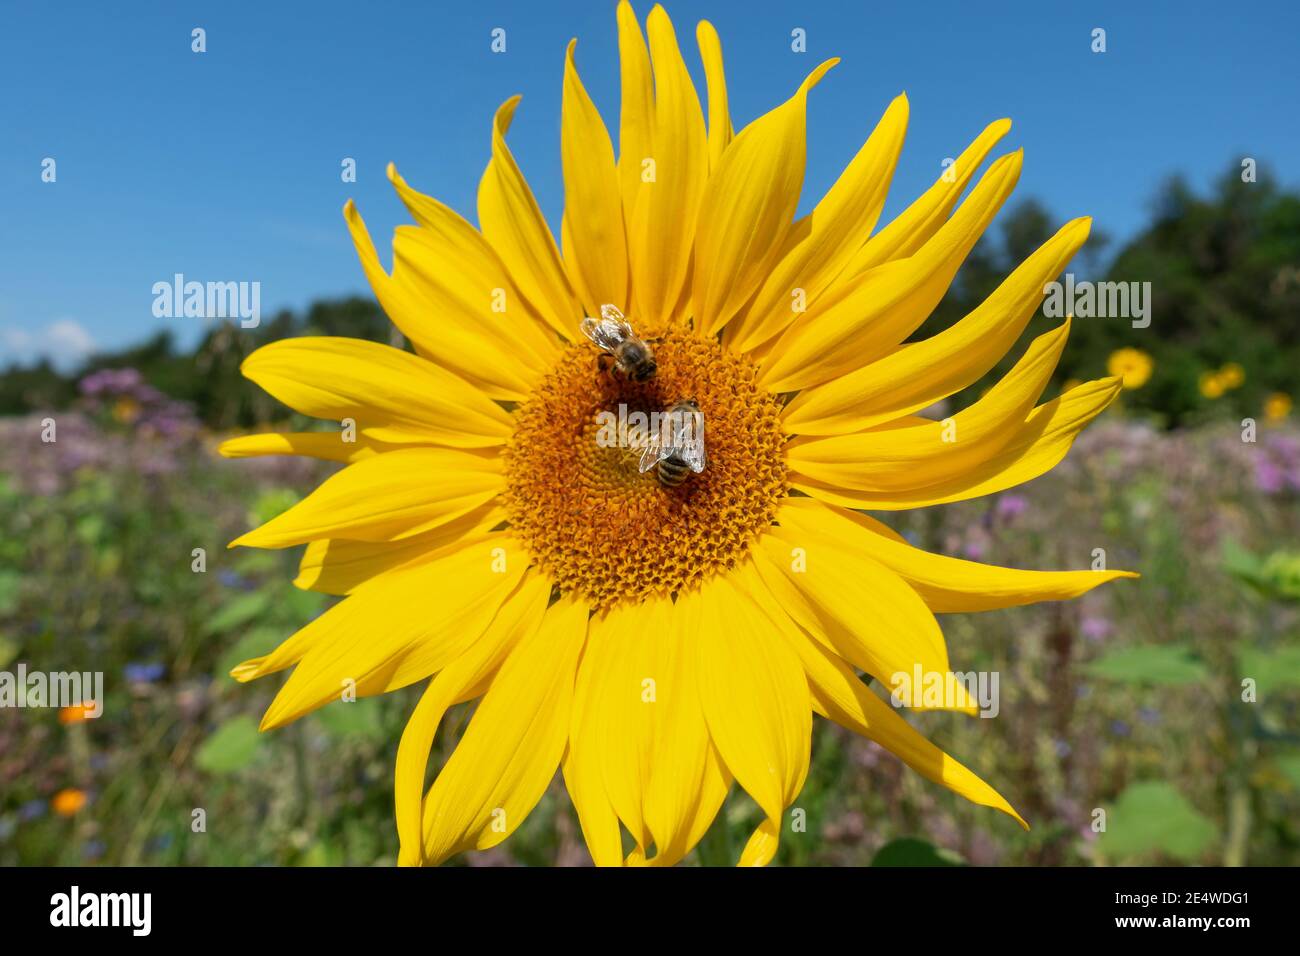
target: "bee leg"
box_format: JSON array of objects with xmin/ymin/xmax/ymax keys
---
[{"xmin": 596, "ymin": 352, "xmax": 617, "ymax": 376}]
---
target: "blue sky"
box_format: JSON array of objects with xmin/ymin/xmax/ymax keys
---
[{"xmin": 3, "ymin": 0, "xmax": 1297, "ymax": 366}]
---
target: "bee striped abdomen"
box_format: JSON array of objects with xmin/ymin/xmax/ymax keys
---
[{"xmin": 656, "ymin": 455, "xmax": 691, "ymax": 487}]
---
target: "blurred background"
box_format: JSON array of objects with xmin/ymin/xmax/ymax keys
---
[{"xmin": 1, "ymin": 0, "xmax": 1298, "ymax": 865}]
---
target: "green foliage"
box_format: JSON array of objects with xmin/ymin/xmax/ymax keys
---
[
  {"xmin": 1083, "ymin": 645, "xmax": 1209, "ymax": 686},
  {"xmin": 1099, "ymin": 782, "xmax": 1217, "ymax": 862},
  {"xmin": 0, "ymin": 359, "xmax": 76, "ymax": 416},
  {"xmin": 195, "ymin": 716, "xmax": 265, "ymax": 775},
  {"xmin": 871, "ymin": 837, "xmax": 965, "ymax": 867},
  {"xmin": 202, "ymin": 592, "xmax": 272, "ymax": 637},
  {"xmin": 1238, "ymin": 647, "xmax": 1300, "ymax": 698},
  {"xmin": 314, "ymin": 698, "xmax": 388, "ymax": 742},
  {"xmin": 1223, "ymin": 540, "xmax": 1300, "ymax": 602},
  {"xmin": 1258, "ymin": 553, "xmax": 1300, "ymax": 602}
]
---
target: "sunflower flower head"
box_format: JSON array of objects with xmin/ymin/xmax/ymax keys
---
[
  {"xmin": 1264, "ymin": 392, "xmax": 1293, "ymax": 421},
  {"xmin": 1105, "ymin": 347, "xmax": 1153, "ymax": 390},
  {"xmin": 1218, "ymin": 361, "xmax": 1245, "ymax": 390},
  {"xmin": 222, "ymin": 1, "xmax": 1135, "ymax": 867},
  {"xmin": 1199, "ymin": 370, "xmax": 1227, "ymax": 399}
]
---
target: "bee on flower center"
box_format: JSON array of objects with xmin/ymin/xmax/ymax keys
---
[
  {"xmin": 639, "ymin": 399, "xmax": 707, "ymax": 487},
  {"xmin": 579, "ymin": 304, "xmax": 657, "ymax": 382}
]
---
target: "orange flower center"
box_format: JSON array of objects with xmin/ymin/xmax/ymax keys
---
[{"xmin": 502, "ymin": 328, "xmax": 786, "ymax": 609}]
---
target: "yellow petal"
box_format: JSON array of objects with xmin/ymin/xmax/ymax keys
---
[
  {"xmin": 848, "ymin": 117, "xmax": 1013, "ymax": 273},
  {"xmin": 561, "ymin": 40, "xmax": 629, "ymax": 316},
  {"xmin": 293, "ymin": 503, "xmax": 504, "ymax": 595},
  {"xmin": 750, "ymin": 532, "xmax": 975, "ymax": 714},
  {"xmin": 344, "ymin": 198, "xmax": 544, "ymax": 401},
  {"xmin": 239, "ymin": 336, "xmax": 513, "ymax": 447},
  {"xmin": 240, "ymin": 537, "xmax": 528, "ymax": 729},
  {"xmin": 785, "ymin": 319, "xmax": 1069, "ymax": 491},
  {"xmin": 784, "ymin": 606, "xmax": 1026, "ymax": 828},
  {"xmin": 386, "ymin": 168, "xmax": 555, "ymax": 371},
  {"xmin": 570, "ymin": 595, "xmax": 730, "ymax": 865},
  {"xmin": 734, "ymin": 561, "xmax": 1024, "ymax": 825},
  {"xmin": 777, "ymin": 497, "xmax": 1137, "ymax": 613},
  {"xmin": 420, "ymin": 594, "xmax": 589, "ymax": 864},
  {"xmin": 229, "ymin": 447, "xmax": 503, "ymax": 550},
  {"xmin": 642, "ymin": 627, "xmax": 731, "ymax": 864},
  {"xmin": 693, "ymin": 59, "xmax": 838, "ymax": 337},
  {"xmin": 616, "ymin": 0, "xmax": 655, "ymax": 250},
  {"xmin": 216, "ymin": 430, "xmax": 407, "ymax": 463},
  {"xmin": 791, "ymin": 376, "xmax": 1123, "ymax": 510},
  {"xmin": 696, "ymin": 20, "xmax": 732, "ymax": 169},
  {"xmin": 689, "ymin": 575, "xmax": 811, "ymax": 866},
  {"xmin": 784, "ymin": 217, "xmax": 1092, "ymax": 436},
  {"xmin": 562, "ymin": 675, "xmax": 627, "ymax": 867},
  {"xmin": 394, "ymin": 571, "xmax": 551, "ymax": 866},
  {"xmin": 574, "ymin": 597, "xmax": 669, "ymax": 852},
  {"xmin": 729, "ymin": 94, "xmax": 910, "ymax": 353},
  {"xmin": 478, "ymin": 97, "xmax": 582, "ymax": 341},
  {"xmin": 383, "ymin": 169, "xmax": 558, "ymax": 351},
  {"xmin": 760, "ymin": 150, "xmax": 1023, "ymax": 391},
  {"xmin": 393, "ymin": 226, "xmax": 555, "ymax": 398},
  {"xmin": 624, "ymin": 4, "xmax": 707, "ymax": 328}
]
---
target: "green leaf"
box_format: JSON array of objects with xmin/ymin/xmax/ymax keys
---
[
  {"xmin": 1083, "ymin": 645, "xmax": 1208, "ymax": 686},
  {"xmin": 202, "ymin": 591, "xmax": 271, "ymax": 636},
  {"xmin": 1221, "ymin": 539, "xmax": 1264, "ymax": 584},
  {"xmin": 1239, "ymin": 646, "xmax": 1300, "ymax": 697},
  {"xmin": 1099, "ymin": 781, "xmax": 1216, "ymax": 862},
  {"xmin": 1224, "ymin": 541, "xmax": 1300, "ymax": 601},
  {"xmin": 871, "ymin": 837, "xmax": 965, "ymax": 867},
  {"xmin": 1259, "ymin": 552, "xmax": 1300, "ymax": 601},
  {"xmin": 314, "ymin": 698, "xmax": 386, "ymax": 740},
  {"xmin": 194, "ymin": 716, "xmax": 263, "ymax": 774}
]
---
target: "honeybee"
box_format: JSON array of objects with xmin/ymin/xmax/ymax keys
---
[
  {"xmin": 639, "ymin": 399, "xmax": 706, "ymax": 487},
  {"xmin": 580, "ymin": 304, "xmax": 657, "ymax": 381}
]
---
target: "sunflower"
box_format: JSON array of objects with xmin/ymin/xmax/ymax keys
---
[
  {"xmin": 1264, "ymin": 392, "xmax": 1292, "ymax": 421},
  {"xmin": 221, "ymin": 1, "xmax": 1135, "ymax": 866},
  {"xmin": 1105, "ymin": 347, "xmax": 1153, "ymax": 390},
  {"xmin": 1199, "ymin": 370, "xmax": 1227, "ymax": 399},
  {"xmin": 1217, "ymin": 362, "xmax": 1245, "ymax": 390}
]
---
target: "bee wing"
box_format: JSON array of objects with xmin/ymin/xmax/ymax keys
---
[
  {"xmin": 676, "ymin": 411, "xmax": 707, "ymax": 473},
  {"xmin": 580, "ymin": 317, "xmax": 609, "ymax": 347},
  {"xmin": 580, "ymin": 317, "xmax": 626, "ymax": 351},
  {"xmin": 598, "ymin": 304, "xmax": 638, "ymax": 341},
  {"xmin": 638, "ymin": 431, "xmax": 667, "ymax": 473}
]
